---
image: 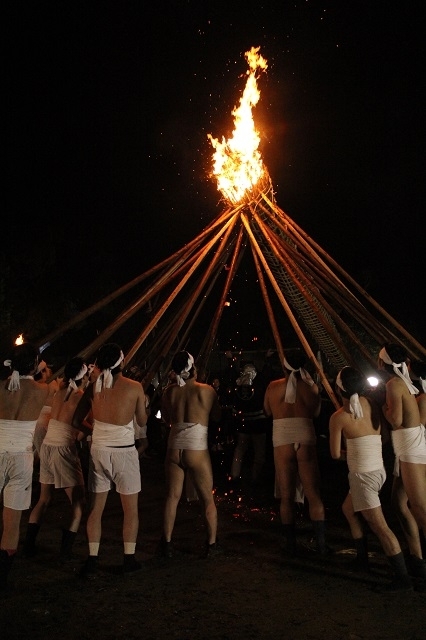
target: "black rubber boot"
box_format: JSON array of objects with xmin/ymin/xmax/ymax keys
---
[
  {"xmin": 281, "ymin": 524, "xmax": 296, "ymax": 556},
  {"xmin": 78, "ymin": 555, "xmax": 98, "ymax": 579},
  {"xmin": 0, "ymin": 549, "xmax": 14, "ymax": 591},
  {"xmin": 383, "ymin": 552, "xmax": 413, "ymax": 592},
  {"xmin": 312, "ymin": 520, "xmax": 331, "ymax": 555},
  {"xmin": 123, "ymin": 553, "xmax": 142, "ymax": 573},
  {"xmin": 406, "ymin": 554, "xmax": 426, "ymax": 580},
  {"xmin": 60, "ymin": 529, "xmax": 77, "ymax": 561},
  {"xmin": 352, "ymin": 536, "xmax": 370, "ymax": 572},
  {"xmin": 22, "ymin": 523, "xmax": 40, "ymax": 558},
  {"xmin": 157, "ymin": 536, "xmax": 173, "ymax": 559}
]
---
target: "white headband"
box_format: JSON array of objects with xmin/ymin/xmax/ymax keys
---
[
  {"xmin": 410, "ymin": 371, "xmax": 426, "ymax": 394},
  {"xmin": 175, "ymin": 353, "xmax": 194, "ymax": 387},
  {"xmin": 284, "ymin": 357, "xmax": 314, "ymax": 403},
  {"xmin": 336, "ymin": 370, "xmax": 364, "ymax": 419},
  {"xmin": 36, "ymin": 360, "xmax": 47, "ymax": 375},
  {"xmin": 95, "ymin": 351, "xmax": 124, "ymax": 393},
  {"xmin": 4, "ymin": 359, "xmax": 33, "ymax": 391},
  {"xmin": 379, "ymin": 347, "xmax": 418, "ymax": 395},
  {"xmin": 65, "ymin": 363, "xmax": 88, "ymax": 401}
]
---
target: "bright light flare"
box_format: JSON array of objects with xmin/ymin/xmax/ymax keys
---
[
  {"xmin": 15, "ymin": 334, "xmax": 24, "ymax": 345},
  {"xmin": 208, "ymin": 46, "xmax": 268, "ymax": 205},
  {"xmin": 367, "ymin": 376, "xmax": 379, "ymax": 388}
]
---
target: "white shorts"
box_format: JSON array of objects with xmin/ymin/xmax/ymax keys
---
[
  {"xmin": 39, "ymin": 444, "xmax": 84, "ymax": 488},
  {"xmin": 0, "ymin": 451, "xmax": 34, "ymax": 510},
  {"xmin": 88, "ymin": 446, "xmax": 141, "ymax": 494},
  {"xmin": 348, "ymin": 467, "xmax": 386, "ymax": 512}
]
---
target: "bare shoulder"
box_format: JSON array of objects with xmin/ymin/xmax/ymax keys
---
[
  {"xmin": 329, "ymin": 407, "xmax": 344, "ymax": 427},
  {"xmin": 198, "ymin": 381, "xmax": 216, "ymax": 395},
  {"xmin": 267, "ymin": 378, "xmax": 285, "ymax": 390}
]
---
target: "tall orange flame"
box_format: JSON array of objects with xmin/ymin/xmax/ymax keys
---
[{"xmin": 208, "ymin": 46, "xmax": 268, "ymax": 205}]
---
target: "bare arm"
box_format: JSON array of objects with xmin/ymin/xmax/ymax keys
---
[
  {"xmin": 71, "ymin": 384, "xmax": 94, "ymax": 436},
  {"xmin": 263, "ymin": 386, "xmax": 272, "ymax": 417},
  {"xmin": 329, "ymin": 412, "xmax": 345, "ymax": 460},
  {"xmin": 134, "ymin": 386, "xmax": 148, "ymax": 430},
  {"xmin": 383, "ymin": 381, "xmax": 403, "ymax": 429}
]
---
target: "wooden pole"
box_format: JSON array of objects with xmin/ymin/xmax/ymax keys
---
[{"xmin": 241, "ymin": 213, "xmax": 340, "ymax": 409}]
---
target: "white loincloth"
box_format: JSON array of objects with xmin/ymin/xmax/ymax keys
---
[
  {"xmin": 0, "ymin": 419, "xmax": 38, "ymax": 452},
  {"xmin": 346, "ymin": 435, "xmax": 384, "ymax": 473},
  {"xmin": 391, "ymin": 424, "xmax": 426, "ymax": 476},
  {"xmin": 92, "ymin": 419, "xmax": 135, "ymax": 447},
  {"xmin": 168, "ymin": 422, "xmax": 208, "ymax": 451},
  {"xmin": 273, "ymin": 418, "xmax": 317, "ymax": 504},
  {"xmin": 44, "ymin": 418, "xmax": 77, "ymax": 447},
  {"xmin": 272, "ymin": 417, "xmax": 317, "ymax": 448}
]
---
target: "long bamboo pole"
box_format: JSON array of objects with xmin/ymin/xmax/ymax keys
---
[
  {"xmin": 257, "ymin": 200, "xmax": 422, "ymax": 360},
  {"xmin": 252, "ymin": 211, "xmax": 365, "ymax": 367},
  {"xmin": 122, "ymin": 214, "xmax": 238, "ymax": 366},
  {"xmin": 241, "ymin": 213, "xmax": 340, "ymax": 409},
  {"xmin": 36, "ymin": 205, "xmax": 238, "ymax": 352},
  {"xmin": 251, "ymin": 245, "xmax": 286, "ymax": 370},
  {"xmin": 196, "ymin": 222, "xmax": 245, "ymax": 378},
  {"xmin": 261, "ymin": 193, "xmax": 426, "ymax": 359}
]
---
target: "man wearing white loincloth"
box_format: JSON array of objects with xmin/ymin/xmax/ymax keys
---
[
  {"xmin": 23, "ymin": 356, "xmax": 91, "ymax": 560},
  {"xmin": 0, "ymin": 343, "xmax": 49, "ymax": 590},
  {"xmin": 264, "ymin": 349, "xmax": 327, "ymax": 555},
  {"xmin": 378, "ymin": 343, "xmax": 426, "ymax": 582},
  {"xmin": 329, "ymin": 365, "xmax": 413, "ymax": 591},
  {"xmin": 72, "ymin": 343, "xmax": 148, "ymax": 576},
  {"xmin": 159, "ymin": 351, "xmax": 221, "ymax": 558}
]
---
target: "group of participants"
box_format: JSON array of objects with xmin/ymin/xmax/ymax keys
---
[{"xmin": 1, "ymin": 340, "xmax": 425, "ymax": 593}]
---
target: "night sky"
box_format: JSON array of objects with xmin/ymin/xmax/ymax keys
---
[{"xmin": 4, "ymin": 1, "xmax": 425, "ymax": 351}]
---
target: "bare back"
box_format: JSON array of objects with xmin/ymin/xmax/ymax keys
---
[
  {"xmin": 72, "ymin": 373, "xmax": 147, "ymax": 431},
  {"xmin": 264, "ymin": 376, "xmax": 321, "ymax": 420},
  {"xmin": 329, "ymin": 396, "xmax": 381, "ymax": 459},
  {"xmin": 384, "ymin": 377, "xmax": 421, "ymax": 430},
  {"xmin": 91, "ymin": 375, "xmax": 147, "ymax": 427},
  {"xmin": 0, "ymin": 379, "xmax": 50, "ymax": 422},
  {"xmin": 161, "ymin": 379, "xmax": 220, "ymax": 426},
  {"xmin": 50, "ymin": 385, "xmax": 85, "ymax": 425}
]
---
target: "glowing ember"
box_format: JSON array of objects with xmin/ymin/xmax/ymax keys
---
[
  {"xmin": 15, "ymin": 333, "xmax": 24, "ymax": 345},
  {"xmin": 208, "ymin": 46, "xmax": 268, "ymax": 205}
]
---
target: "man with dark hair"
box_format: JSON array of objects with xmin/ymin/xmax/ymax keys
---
[
  {"xmin": 72, "ymin": 343, "xmax": 148, "ymax": 576},
  {"xmin": 378, "ymin": 343, "xmax": 426, "ymax": 583},
  {"xmin": 0, "ymin": 342, "xmax": 49, "ymax": 590},
  {"xmin": 329, "ymin": 366, "xmax": 413, "ymax": 591},
  {"xmin": 159, "ymin": 350, "xmax": 221, "ymax": 558},
  {"xmin": 23, "ymin": 357, "xmax": 90, "ymax": 561},
  {"xmin": 264, "ymin": 349, "xmax": 327, "ymax": 555}
]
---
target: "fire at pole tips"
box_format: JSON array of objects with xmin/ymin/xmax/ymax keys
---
[{"xmin": 208, "ymin": 46, "xmax": 268, "ymax": 205}]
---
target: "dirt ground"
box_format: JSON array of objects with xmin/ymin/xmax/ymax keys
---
[{"xmin": 1, "ymin": 441, "xmax": 425, "ymax": 640}]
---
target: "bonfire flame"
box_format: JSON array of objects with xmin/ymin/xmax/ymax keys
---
[{"xmin": 208, "ymin": 46, "xmax": 268, "ymax": 205}]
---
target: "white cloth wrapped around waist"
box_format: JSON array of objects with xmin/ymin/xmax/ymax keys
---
[
  {"xmin": 346, "ymin": 434, "xmax": 384, "ymax": 473},
  {"xmin": 0, "ymin": 419, "xmax": 37, "ymax": 452},
  {"xmin": 92, "ymin": 419, "xmax": 135, "ymax": 447},
  {"xmin": 391, "ymin": 424, "xmax": 426, "ymax": 476},
  {"xmin": 36, "ymin": 405, "xmax": 52, "ymax": 431},
  {"xmin": 168, "ymin": 422, "xmax": 208, "ymax": 450},
  {"xmin": 272, "ymin": 417, "xmax": 316, "ymax": 448},
  {"xmin": 43, "ymin": 418, "xmax": 77, "ymax": 447}
]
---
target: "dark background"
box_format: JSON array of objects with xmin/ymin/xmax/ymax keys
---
[{"xmin": 3, "ymin": 1, "xmax": 425, "ymax": 354}]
